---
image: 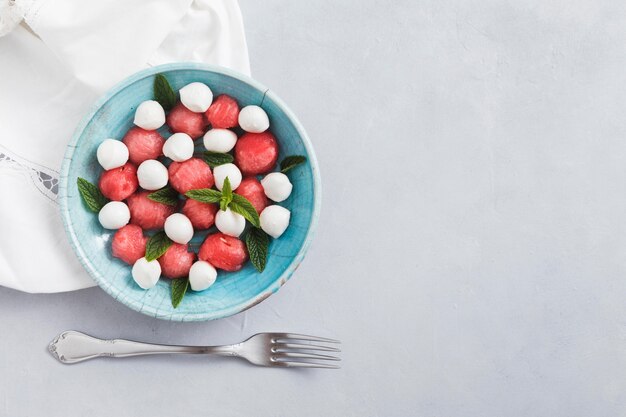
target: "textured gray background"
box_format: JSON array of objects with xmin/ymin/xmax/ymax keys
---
[{"xmin": 3, "ymin": 0, "xmax": 626, "ymax": 415}]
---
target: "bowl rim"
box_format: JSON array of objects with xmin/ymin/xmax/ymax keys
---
[{"xmin": 58, "ymin": 62, "xmax": 322, "ymax": 321}]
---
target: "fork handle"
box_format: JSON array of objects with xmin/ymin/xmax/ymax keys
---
[{"xmin": 48, "ymin": 331, "xmax": 238, "ymax": 364}]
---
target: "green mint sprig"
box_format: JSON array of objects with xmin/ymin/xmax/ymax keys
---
[
  {"xmin": 77, "ymin": 177, "xmax": 108, "ymax": 212},
  {"xmin": 186, "ymin": 177, "xmax": 260, "ymax": 226},
  {"xmin": 230, "ymin": 194, "xmax": 260, "ymax": 227},
  {"xmin": 185, "ymin": 189, "xmax": 222, "ymax": 203},
  {"xmin": 220, "ymin": 177, "xmax": 233, "ymax": 211},
  {"xmin": 145, "ymin": 231, "xmax": 173, "ymax": 262},
  {"xmin": 280, "ymin": 155, "xmax": 307, "ymax": 173},
  {"xmin": 154, "ymin": 74, "xmax": 176, "ymax": 111},
  {"xmin": 171, "ymin": 277, "xmax": 189, "ymax": 308},
  {"xmin": 245, "ymin": 227, "xmax": 269, "ymax": 272},
  {"xmin": 203, "ymin": 151, "xmax": 234, "ymax": 168},
  {"xmin": 147, "ymin": 187, "xmax": 178, "ymax": 206}
]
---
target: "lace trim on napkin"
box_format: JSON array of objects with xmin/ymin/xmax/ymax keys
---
[{"xmin": 0, "ymin": 145, "xmax": 59, "ymax": 201}]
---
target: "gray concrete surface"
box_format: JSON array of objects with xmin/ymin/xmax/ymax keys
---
[{"xmin": 3, "ymin": 0, "xmax": 626, "ymax": 415}]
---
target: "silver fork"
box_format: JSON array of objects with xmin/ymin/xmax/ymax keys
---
[{"xmin": 48, "ymin": 331, "xmax": 341, "ymax": 369}]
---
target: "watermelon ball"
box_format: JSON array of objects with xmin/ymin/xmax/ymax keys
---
[
  {"xmin": 158, "ymin": 243, "xmax": 196, "ymax": 279},
  {"xmin": 182, "ymin": 198, "xmax": 218, "ymax": 230},
  {"xmin": 235, "ymin": 177, "xmax": 268, "ymax": 214},
  {"xmin": 199, "ymin": 233, "xmax": 248, "ymax": 272},
  {"xmin": 234, "ymin": 132, "xmax": 279, "ymax": 176},
  {"xmin": 122, "ymin": 127, "xmax": 165, "ymax": 165},
  {"xmin": 111, "ymin": 224, "xmax": 147, "ymax": 265},
  {"xmin": 127, "ymin": 191, "xmax": 176, "ymax": 230},
  {"xmin": 205, "ymin": 94, "xmax": 239, "ymax": 129},
  {"xmin": 99, "ymin": 162, "xmax": 138, "ymax": 201},
  {"xmin": 166, "ymin": 102, "xmax": 207, "ymax": 139},
  {"xmin": 168, "ymin": 157, "xmax": 214, "ymax": 194}
]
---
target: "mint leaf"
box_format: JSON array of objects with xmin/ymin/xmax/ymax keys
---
[
  {"xmin": 171, "ymin": 277, "xmax": 188, "ymax": 308},
  {"xmin": 147, "ymin": 187, "xmax": 178, "ymax": 206},
  {"xmin": 203, "ymin": 151, "xmax": 234, "ymax": 168},
  {"xmin": 154, "ymin": 74, "xmax": 176, "ymax": 111},
  {"xmin": 230, "ymin": 194, "xmax": 260, "ymax": 227},
  {"xmin": 145, "ymin": 231, "xmax": 173, "ymax": 262},
  {"xmin": 220, "ymin": 176, "xmax": 233, "ymax": 211},
  {"xmin": 77, "ymin": 177, "xmax": 108, "ymax": 212},
  {"xmin": 246, "ymin": 228, "xmax": 269, "ymax": 272},
  {"xmin": 280, "ymin": 155, "xmax": 307, "ymax": 173},
  {"xmin": 185, "ymin": 189, "xmax": 222, "ymax": 203}
]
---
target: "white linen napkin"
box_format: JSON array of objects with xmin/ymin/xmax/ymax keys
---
[{"xmin": 0, "ymin": 0, "xmax": 250, "ymax": 293}]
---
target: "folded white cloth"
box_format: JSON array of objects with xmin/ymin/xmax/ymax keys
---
[{"xmin": 0, "ymin": 0, "xmax": 250, "ymax": 293}]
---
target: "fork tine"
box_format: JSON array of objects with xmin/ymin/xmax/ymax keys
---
[
  {"xmin": 272, "ymin": 342, "xmax": 341, "ymax": 352},
  {"xmin": 274, "ymin": 352, "xmax": 341, "ymax": 361},
  {"xmin": 271, "ymin": 333, "xmax": 340, "ymax": 344},
  {"xmin": 273, "ymin": 361, "xmax": 341, "ymax": 369}
]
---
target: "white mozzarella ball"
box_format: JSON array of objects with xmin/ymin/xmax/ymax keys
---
[
  {"xmin": 238, "ymin": 105, "xmax": 270, "ymax": 133},
  {"xmin": 213, "ymin": 163, "xmax": 242, "ymax": 191},
  {"xmin": 188, "ymin": 261, "xmax": 217, "ymax": 291},
  {"xmin": 164, "ymin": 213, "xmax": 194, "ymax": 244},
  {"xmin": 98, "ymin": 201, "xmax": 130, "ymax": 230},
  {"xmin": 137, "ymin": 160, "xmax": 168, "ymax": 190},
  {"xmin": 97, "ymin": 139, "xmax": 129, "ymax": 170},
  {"xmin": 203, "ymin": 128, "xmax": 238, "ymax": 153},
  {"xmin": 180, "ymin": 82, "xmax": 213, "ymax": 113},
  {"xmin": 134, "ymin": 100, "xmax": 165, "ymax": 130},
  {"xmin": 261, "ymin": 172, "xmax": 293, "ymax": 202},
  {"xmin": 132, "ymin": 257, "xmax": 161, "ymax": 289},
  {"xmin": 215, "ymin": 208, "xmax": 246, "ymax": 237},
  {"xmin": 260, "ymin": 205, "xmax": 291, "ymax": 238},
  {"xmin": 163, "ymin": 133, "xmax": 194, "ymax": 162}
]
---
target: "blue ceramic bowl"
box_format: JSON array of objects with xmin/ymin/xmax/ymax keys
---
[{"xmin": 59, "ymin": 63, "xmax": 321, "ymax": 321}]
